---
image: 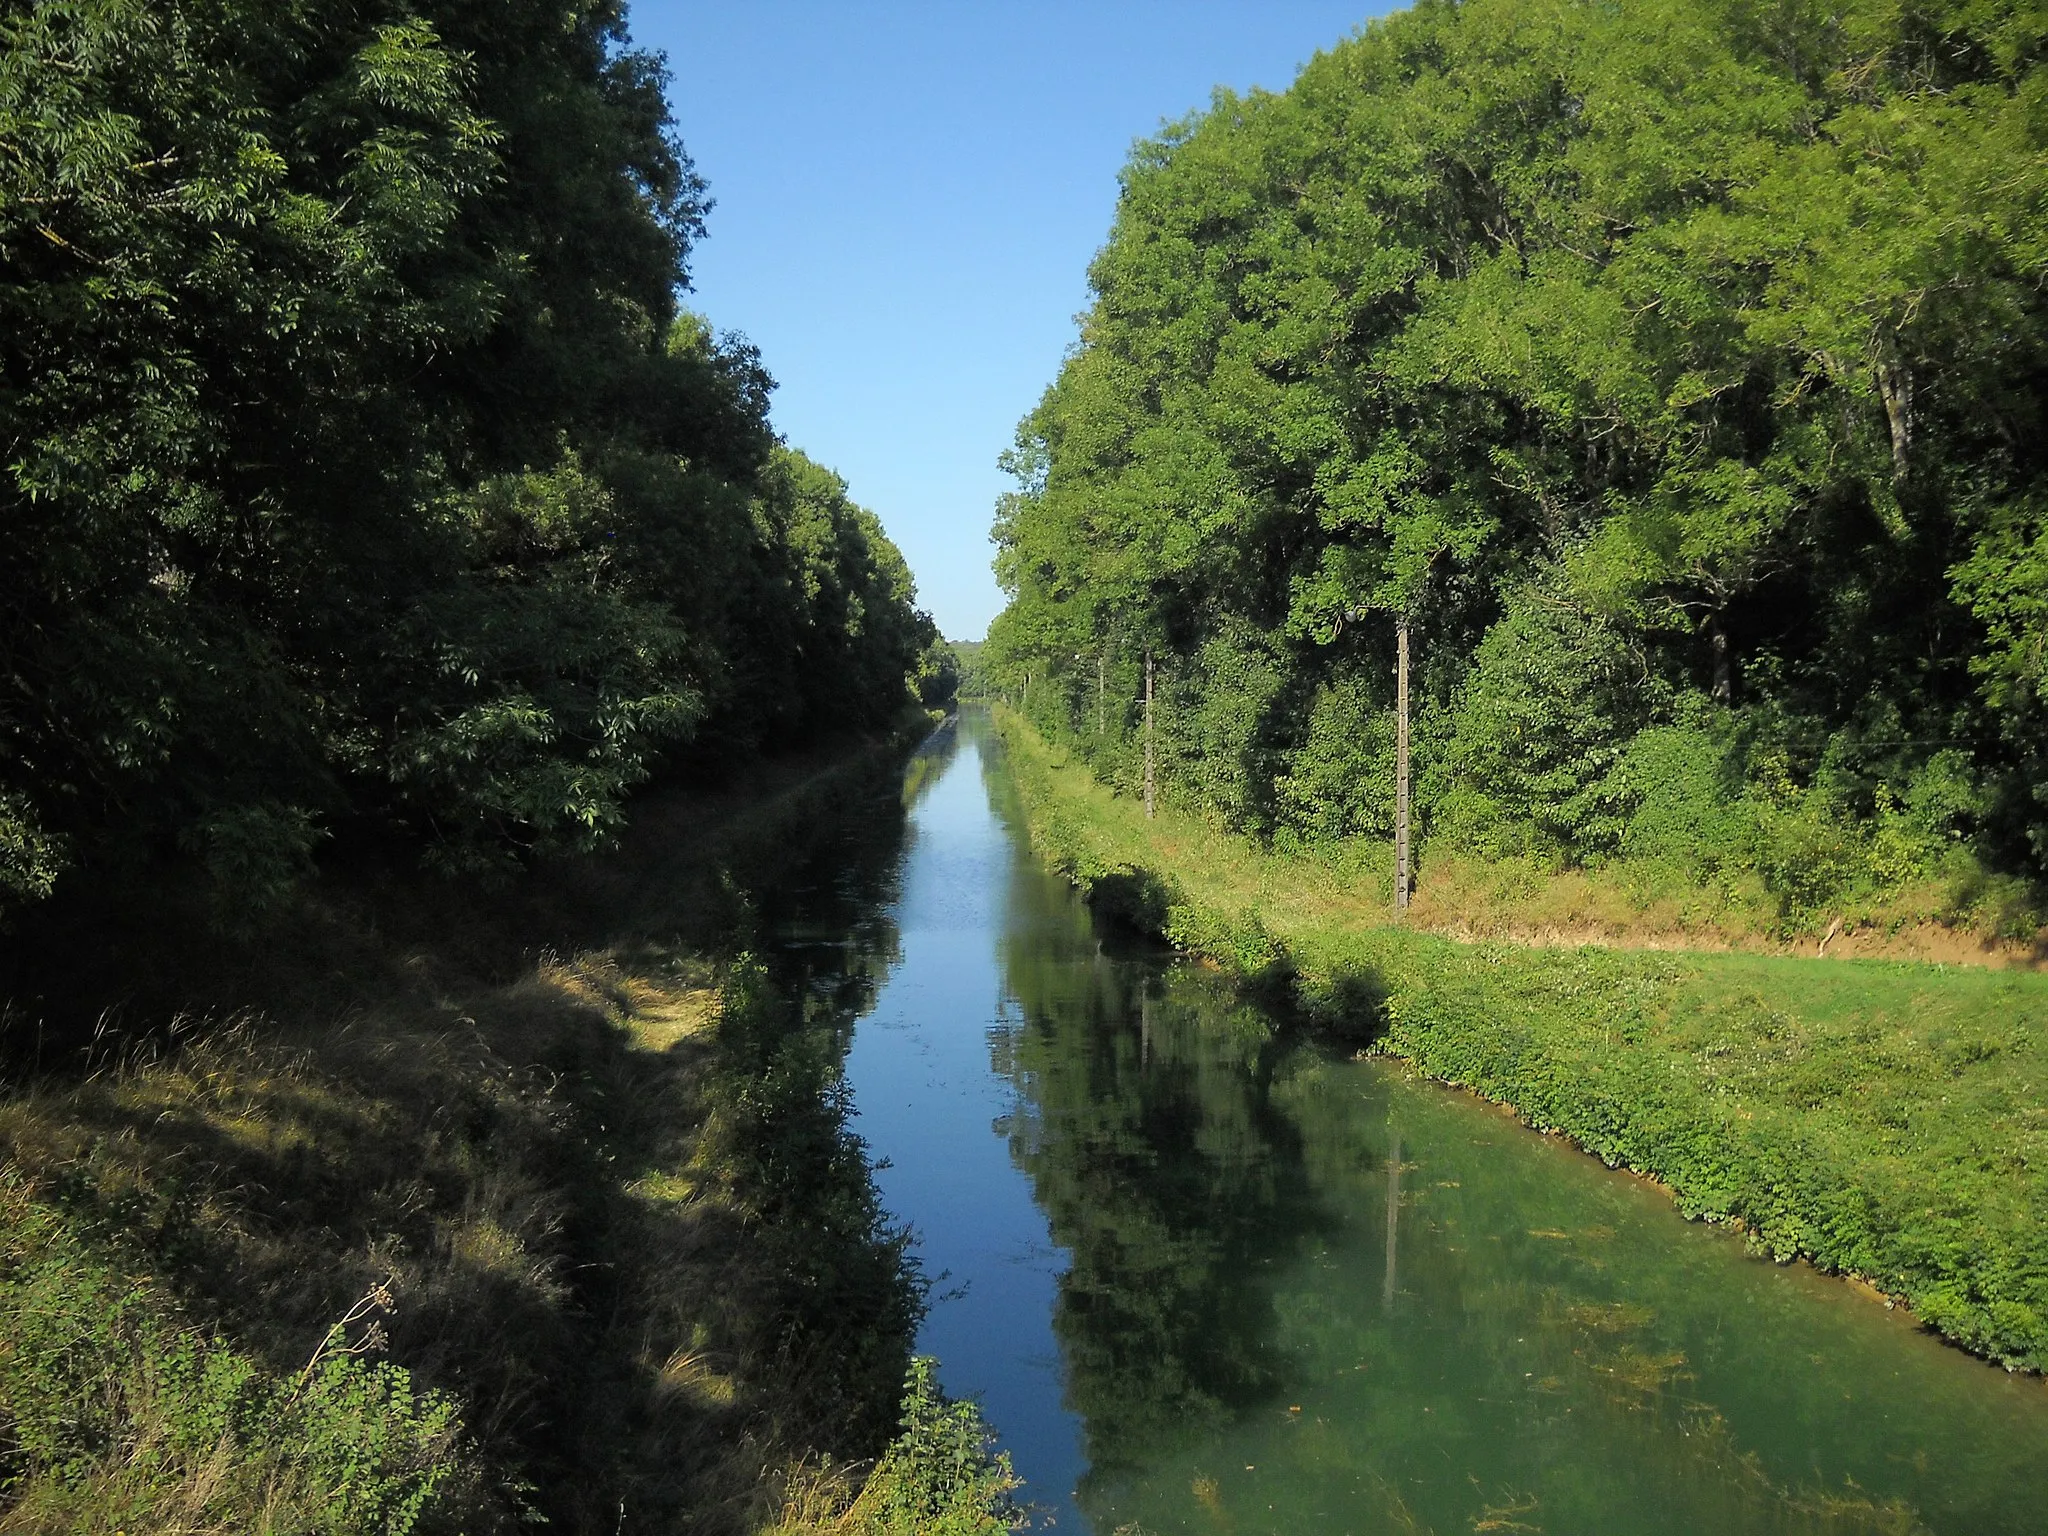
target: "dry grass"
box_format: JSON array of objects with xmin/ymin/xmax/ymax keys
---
[
  {"xmin": 1407, "ymin": 853, "xmax": 2043, "ymax": 966},
  {"xmin": 0, "ymin": 740, "xmax": 934, "ymax": 1534},
  {"xmin": 1000, "ymin": 720, "xmax": 2042, "ymax": 969},
  {"xmin": 994, "ymin": 708, "xmax": 2048, "ymax": 1367}
]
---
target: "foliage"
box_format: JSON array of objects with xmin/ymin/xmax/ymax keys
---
[
  {"xmin": 763, "ymin": 1360, "xmax": 1022, "ymax": 1536},
  {"xmin": 944, "ymin": 641, "xmax": 989, "ymax": 702},
  {"xmin": 856, "ymin": 1360, "xmax": 1021, "ymax": 1536},
  {"xmin": 911, "ymin": 641, "xmax": 961, "ymax": 718},
  {"xmin": 1432, "ymin": 584, "xmax": 1655, "ymax": 857},
  {"xmin": 1272, "ymin": 674, "xmax": 1397, "ymax": 843},
  {"xmin": 0, "ymin": 1178, "xmax": 474, "ymax": 1535},
  {"xmin": 707, "ymin": 958, "xmax": 927, "ymax": 1450},
  {"xmin": 0, "ymin": 734, "xmax": 944, "ymax": 1533},
  {"xmin": 986, "ymin": 0, "xmax": 2048, "ymax": 908},
  {"xmin": 0, "ymin": 0, "xmax": 945, "ymax": 914},
  {"xmin": 993, "ymin": 707, "xmax": 2048, "ymax": 1369}
]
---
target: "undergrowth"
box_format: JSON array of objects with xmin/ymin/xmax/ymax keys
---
[
  {"xmin": 0, "ymin": 1179, "xmax": 468, "ymax": 1535},
  {"xmin": 993, "ymin": 707, "xmax": 2048, "ymax": 1370},
  {"xmin": 0, "ymin": 729, "xmax": 1021, "ymax": 1534},
  {"xmin": 1037, "ymin": 704, "xmax": 2043, "ymax": 959},
  {"xmin": 764, "ymin": 1360, "xmax": 1021, "ymax": 1536}
]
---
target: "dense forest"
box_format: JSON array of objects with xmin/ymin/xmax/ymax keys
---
[
  {"xmin": 987, "ymin": 0, "xmax": 2048, "ymax": 927},
  {"xmin": 0, "ymin": 5, "xmax": 1004, "ymax": 1531},
  {"xmin": 0, "ymin": 0, "xmax": 951, "ymax": 919}
]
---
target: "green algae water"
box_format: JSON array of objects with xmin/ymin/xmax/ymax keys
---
[{"xmin": 779, "ymin": 713, "xmax": 2048, "ymax": 1534}]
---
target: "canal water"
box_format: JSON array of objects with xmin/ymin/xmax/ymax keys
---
[{"xmin": 772, "ymin": 711, "xmax": 2048, "ymax": 1535}]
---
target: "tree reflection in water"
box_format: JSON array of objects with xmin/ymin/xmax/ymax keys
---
[
  {"xmin": 965, "ymin": 720, "xmax": 2048, "ymax": 1536},
  {"xmin": 980, "ymin": 752, "xmax": 1359, "ymax": 1486}
]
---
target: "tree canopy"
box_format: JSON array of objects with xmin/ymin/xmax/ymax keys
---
[
  {"xmin": 0, "ymin": 0, "xmax": 946, "ymax": 913},
  {"xmin": 988, "ymin": 0, "xmax": 2048, "ymax": 914}
]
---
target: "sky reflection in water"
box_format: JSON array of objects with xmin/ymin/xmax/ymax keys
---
[{"xmin": 781, "ymin": 714, "xmax": 2048, "ymax": 1535}]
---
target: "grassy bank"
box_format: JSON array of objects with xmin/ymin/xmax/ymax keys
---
[
  {"xmin": 991, "ymin": 708, "xmax": 2048, "ymax": 1372},
  {"xmin": 0, "ymin": 728, "xmax": 1018, "ymax": 1535}
]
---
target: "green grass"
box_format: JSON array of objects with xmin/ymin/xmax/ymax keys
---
[
  {"xmin": 0, "ymin": 1177, "xmax": 468, "ymax": 1535},
  {"xmin": 0, "ymin": 726, "xmax": 1015, "ymax": 1535},
  {"xmin": 763, "ymin": 1359, "xmax": 1021, "ymax": 1536},
  {"xmin": 993, "ymin": 708, "xmax": 2048, "ymax": 1370}
]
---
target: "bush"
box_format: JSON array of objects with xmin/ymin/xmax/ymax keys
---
[
  {"xmin": 765, "ymin": 1359, "xmax": 1022, "ymax": 1536},
  {"xmin": 1158, "ymin": 626, "xmax": 1288, "ymax": 832},
  {"xmin": 1613, "ymin": 723, "xmax": 1752, "ymax": 872},
  {"xmin": 1274, "ymin": 677, "xmax": 1397, "ymax": 843},
  {"xmin": 0, "ymin": 1178, "xmax": 475, "ymax": 1535},
  {"xmin": 858, "ymin": 1359, "xmax": 1022, "ymax": 1535},
  {"xmin": 1609, "ymin": 720, "xmax": 2023, "ymax": 932},
  {"xmin": 1435, "ymin": 590, "xmax": 1654, "ymax": 858}
]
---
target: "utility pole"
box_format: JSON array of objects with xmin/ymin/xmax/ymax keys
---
[
  {"xmin": 1143, "ymin": 650, "xmax": 1156, "ymax": 820},
  {"xmin": 1395, "ymin": 618, "xmax": 1411, "ymax": 913}
]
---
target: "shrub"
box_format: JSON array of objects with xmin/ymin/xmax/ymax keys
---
[
  {"xmin": 1158, "ymin": 626, "xmax": 1288, "ymax": 832},
  {"xmin": 760, "ymin": 1358, "xmax": 1022, "ymax": 1536},
  {"xmin": 1614, "ymin": 722, "xmax": 1753, "ymax": 873},
  {"xmin": 0, "ymin": 1177, "xmax": 475, "ymax": 1535},
  {"xmin": 1436, "ymin": 590, "xmax": 1654, "ymax": 859},
  {"xmin": 857, "ymin": 1359, "xmax": 1022, "ymax": 1536},
  {"xmin": 1274, "ymin": 677, "xmax": 1397, "ymax": 843}
]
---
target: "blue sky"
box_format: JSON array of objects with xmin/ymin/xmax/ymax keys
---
[{"xmin": 630, "ymin": 2, "xmax": 1392, "ymax": 641}]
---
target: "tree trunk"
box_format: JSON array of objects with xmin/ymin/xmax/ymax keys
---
[
  {"xmin": 1395, "ymin": 619, "xmax": 1411, "ymax": 913},
  {"xmin": 1706, "ymin": 613, "xmax": 1733, "ymax": 704},
  {"xmin": 1875, "ymin": 351, "xmax": 1913, "ymax": 483},
  {"xmin": 1096, "ymin": 653, "xmax": 1105, "ymax": 736},
  {"xmin": 1143, "ymin": 650, "xmax": 1156, "ymax": 820}
]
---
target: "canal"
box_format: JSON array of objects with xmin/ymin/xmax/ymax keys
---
[{"xmin": 772, "ymin": 710, "xmax": 2048, "ymax": 1534}]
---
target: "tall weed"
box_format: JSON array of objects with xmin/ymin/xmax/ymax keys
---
[
  {"xmin": 764, "ymin": 1359, "xmax": 1022, "ymax": 1536},
  {"xmin": 0, "ymin": 1178, "xmax": 476, "ymax": 1535}
]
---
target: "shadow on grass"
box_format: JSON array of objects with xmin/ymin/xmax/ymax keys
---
[
  {"xmin": 1069, "ymin": 853, "xmax": 1389, "ymax": 1052},
  {"xmin": 1085, "ymin": 866, "xmax": 1176, "ymax": 939},
  {"xmin": 0, "ymin": 735, "xmax": 937, "ymax": 1534}
]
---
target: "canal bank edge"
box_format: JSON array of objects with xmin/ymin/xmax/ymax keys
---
[
  {"xmin": 987, "ymin": 706, "xmax": 2048, "ymax": 1375},
  {"xmin": 0, "ymin": 717, "xmax": 1019, "ymax": 1536}
]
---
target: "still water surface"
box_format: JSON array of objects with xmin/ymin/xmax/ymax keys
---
[{"xmin": 771, "ymin": 713, "xmax": 2048, "ymax": 1535}]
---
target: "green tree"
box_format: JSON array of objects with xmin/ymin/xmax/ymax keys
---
[
  {"xmin": 991, "ymin": 0, "xmax": 2048, "ymax": 888},
  {"xmin": 0, "ymin": 0, "xmax": 945, "ymax": 913}
]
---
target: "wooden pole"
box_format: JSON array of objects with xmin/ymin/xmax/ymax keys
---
[
  {"xmin": 1395, "ymin": 619, "xmax": 1410, "ymax": 913},
  {"xmin": 1143, "ymin": 650, "xmax": 1156, "ymax": 820}
]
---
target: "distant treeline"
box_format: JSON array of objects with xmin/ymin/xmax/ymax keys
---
[
  {"xmin": 0, "ymin": 0, "xmax": 951, "ymax": 916},
  {"xmin": 988, "ymin": 0, "xmax": 2048, "ymax": 923},
  {"xmin": 948, "ymin": 640, "xmax": 989, "ymax": 699}
]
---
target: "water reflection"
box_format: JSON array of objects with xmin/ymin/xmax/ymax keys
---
[
  {"xmin": 1005, "ymin": 962, "xmax": 2048, "ymax": 1532},
  {"xmin": 973, "ymin": 715, "xmax": 2048, "ymax": 1536},
  {"xmin": 815, "ymin": 716, "xmax": 1092, "ymax": 1522},
  {"xmin": 828, "ymin": 714, "xmax": 2048, "ymax": 1535},
  {"xmin": 752, "ymin": 725, "xmax": 954, "ymax": 1030},
  {"xmin": 1002, "ymin": 967, "xmax": 1337, "ymax": 1473}
]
